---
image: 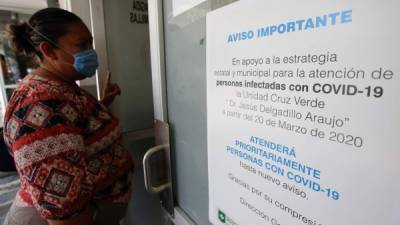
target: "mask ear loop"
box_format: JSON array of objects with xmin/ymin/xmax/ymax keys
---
[
  {"xmin": 26, "ymin": 22, "xmax": 78, "ymax": 84},
  {"xmin": 26, "ymin": 22, "xmax": 73, "ymax": 56}
]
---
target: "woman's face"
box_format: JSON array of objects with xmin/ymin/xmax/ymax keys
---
[{"xmin": 48, "ymin": 21, "xmax": 94, "ymax": 80}]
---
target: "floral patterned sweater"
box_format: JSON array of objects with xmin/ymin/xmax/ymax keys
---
[{"xmin": 3, "ymin": 74, "xmax": 133, "ymax": 220}]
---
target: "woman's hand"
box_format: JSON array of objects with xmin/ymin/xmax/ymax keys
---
[{"xmin": 100, "ymin": 71, "xmax": 121, "ymax": 106}]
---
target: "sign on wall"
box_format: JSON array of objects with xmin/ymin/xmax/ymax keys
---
[
  {"xmin": 207, "ymin": 1, "xmax": 400, "ymax": 225},
  {"xmin": 130, "ymin": 0, "xmax": 148, "ymax": 24}
]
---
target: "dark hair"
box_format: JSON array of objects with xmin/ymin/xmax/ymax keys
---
[{"xmin": 7, "ymin": 8, "xmax": 82, "ymax": 59}]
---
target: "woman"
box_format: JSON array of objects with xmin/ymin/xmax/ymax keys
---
[{"xmin": 3, "ymin": 8, "xmax": 133, "ymax": 225}]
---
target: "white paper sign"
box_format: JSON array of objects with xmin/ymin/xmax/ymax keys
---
[{"xmin": 207, "ymin": 1, "xmax": 400, "ymax": 225}]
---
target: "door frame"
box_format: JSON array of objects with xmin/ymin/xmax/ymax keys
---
[{"xmin": 148, "ymin": 0, "xmax": 198, "ymax": 224}]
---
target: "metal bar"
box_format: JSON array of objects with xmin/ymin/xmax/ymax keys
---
[{"xmin": 143, "ymin": 143, "xmax": 171, "ymax": 194}]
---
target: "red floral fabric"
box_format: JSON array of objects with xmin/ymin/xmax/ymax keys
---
[{"xmin": 3, "ymin": 74, "xmax": 133, "ymax": 220}]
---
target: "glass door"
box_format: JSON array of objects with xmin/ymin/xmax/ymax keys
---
[{"xmin": 153, "ymin": 0, "xmax": 237, "ymax": 224}]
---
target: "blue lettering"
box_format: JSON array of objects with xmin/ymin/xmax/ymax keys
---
[
  {"xmin": 296, "ymin": 19, "xmax": 305, "ymax": 30},
  {"xmin": 328, "ymin": 12, "xmax": 341, "ymax": 25},
  {"xmin": 277, "ymin": 24, "xmax": 286, "ymax": 33},
  {"xmin": 228, "ymin": 34, "xmax": 234, "ymax": 42},
  {"xmin": 315, "ymin": 15, "xmax": 327, "ymax": 27},
  {"xmin": 265, "ymin": 162, "xmax": 285, "ymax": 176},
  {"xmin": 270, "ymin": 25, "xmax": 277, "ymax": 35},
  {"xmin": 286, "ymin": 22, "xmax": 296, "ymax": 32},
  {"xmin": 227, "ymin": 31, "xmax": 254, "ymax": 43},
  {"xmin": 341, "ymin": 10, "xmax": 352, "ymax": 23},
  {"xmin": 228, "ymin": 9, "xmax": 352, "ymax": 42},
  {"xmin": 304, "ymin": 18, "xmax": 315, "ymax": 29},
  {"xmin": 257, "ymin": 27, "xmax": 270, "ymax": 37},
  {"xmin": 287, "ymin": 171, "xmax": 321, "ymax": 192}
]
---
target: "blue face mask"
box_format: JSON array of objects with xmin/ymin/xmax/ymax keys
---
[{"xmin": 72, "ymin": 49, "xmax": 99, "ymax": 78}]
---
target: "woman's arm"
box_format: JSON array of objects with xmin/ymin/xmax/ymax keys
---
[{"xmin": 5, "ymin": 98, "xmax": 93, "ymax": 221}]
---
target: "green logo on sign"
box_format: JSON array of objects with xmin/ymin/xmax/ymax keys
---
[{"xmin": 218, "ymin": 210, "xmax": 226, "ymax": 223}]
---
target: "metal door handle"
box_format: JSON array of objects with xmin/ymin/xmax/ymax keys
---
[{"xmin": 143, "ymin": 144, "xmax": 171, "ymax": 194}]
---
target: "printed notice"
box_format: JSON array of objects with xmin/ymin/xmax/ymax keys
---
[{"xmin": 207, "ymin": 1, "xmax": 400, "ymax": 225}]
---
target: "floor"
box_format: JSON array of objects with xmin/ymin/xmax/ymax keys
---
[
  {"xmin": 122, "ymin": 137, "xmax": 166, "ymax": 225},
  {"xmin": 0, "ymin": 172, "xmax": 19, "ymax": 225}
]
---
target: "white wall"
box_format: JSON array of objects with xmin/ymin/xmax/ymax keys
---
[
  {"xmin": 0, "ymin": 0, "xmax": 47, "ymax": 14},
  {"xmin": 103, "ymin": 0, "xmax": 153, "ymax": 132}
]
